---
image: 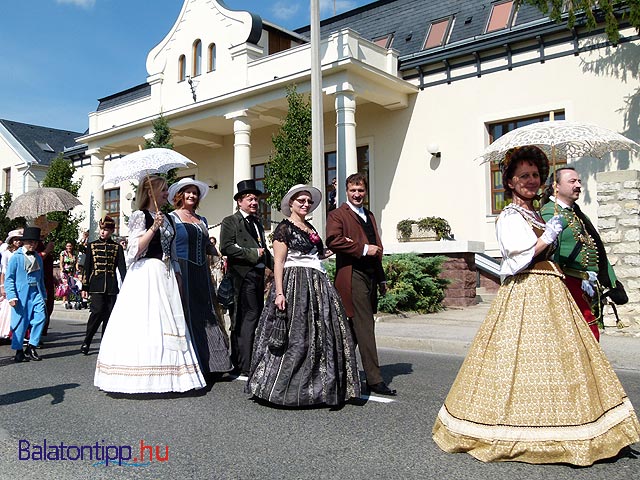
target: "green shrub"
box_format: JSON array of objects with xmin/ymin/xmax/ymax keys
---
[
  {"xmin": 324, "ymin": 253, "xmax": 448, "ymax": 314},
  {"xmin": 378, "ymin": 254, "xmax": 449, "ymax": 314}
]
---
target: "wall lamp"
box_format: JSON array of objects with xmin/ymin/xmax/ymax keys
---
[{"xmin": 427, "ymin": 143, "xmax": 441, "ymax": 158}]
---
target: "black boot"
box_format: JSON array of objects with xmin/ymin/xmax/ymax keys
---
[
  {"xmin": 24, "ymin": 345, "xmax": 42, "ymax": 361},
  {"xmin": 14, "ymin": 350, "xmax": 29, "ymax": 363},
  {"xmin": 80, "ymin": 344, "xmax": 89, "ymax": 355}
]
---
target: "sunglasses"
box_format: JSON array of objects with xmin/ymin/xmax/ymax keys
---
[{"xmin": 294, "ymin": 198, "xmax": 314, "ymax": 205}]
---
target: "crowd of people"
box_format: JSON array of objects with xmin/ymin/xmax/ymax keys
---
[{"xmin": 1, "ymin": 148, "xmax": 639, "ymax": 466}]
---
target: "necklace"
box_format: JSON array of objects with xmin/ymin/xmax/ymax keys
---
[
  {"xmin": 505, "ymin": 203, "xmax": 545, "ymax": 229},
  {"xmin": 288, "ymin": 218, "xmax": 312, "ymax": 234},
  {"xmin": 180, "ymin": 209, "xmax": 199, "ymax": 223}
]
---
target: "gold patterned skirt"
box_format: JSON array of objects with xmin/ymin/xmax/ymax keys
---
[{"xmin": 432, "ymin": 270, "xmax": 640, "ymax": 465}]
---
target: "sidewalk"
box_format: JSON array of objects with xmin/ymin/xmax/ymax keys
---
[
  {"xmin": 51, "ymin": 301, "xmax": 640, "ymax": 371},
  {"xmin": 375, "ymin": 303, "xmax": 640, "ymax": 372}
]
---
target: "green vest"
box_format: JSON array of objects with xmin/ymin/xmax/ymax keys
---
[{"xmin": 540, "ymin": 201, "xmax": 617, "ymax": 284}]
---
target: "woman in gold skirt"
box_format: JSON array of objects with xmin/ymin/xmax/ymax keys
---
[{"xmin": 432, "ymin": 146, "xmax": 640, "ymax": 465}]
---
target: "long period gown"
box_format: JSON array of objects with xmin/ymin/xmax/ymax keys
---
[
  {"xmin": 432, "ymin": 203, "xmax": 640, "ymax": 465},
  {"xmin": 94, "ymin": 210, "xmax": 205, "ymax": 393},
  {"xmin": 246, "ymin": 219, "xmax": 361, "ymax": 406},
  {"xmin": 170, "ymin": 211, "xmax": 232, "ymax": 375}
]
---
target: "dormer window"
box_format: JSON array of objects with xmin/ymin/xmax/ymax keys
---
[
  {"xmin": 192, "ymin": 39, "xmax": 202, "ymax": 77},
  {"xmin": 208, "ymin": 43, "xmax": 216, "ymax": 72},
  {"xmin": 178, "ymin": 55, "xmax": 186, "ymax": 82},
  {"xmin": 373, "ymin": 34, "xmax": 394, "ymax": 48},
  {"xmin": 486, "ymin": 0, "xmax": 516, "ymax": 33},
  {"xmin": 424, "ymin": 17, "xmax": 453, "ymax": 49}
]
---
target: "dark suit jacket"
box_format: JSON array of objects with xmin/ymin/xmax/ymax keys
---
[
  {"xmin": 326, "ymin": 203, "xmax": 385, "ymax": 318},
  {"xmin": 82, "ymin": 238, "xmax": 126, "ymax": 294},
  {"xmin": 220, "ymin": 210, "xmax": 274, "ymax": 301}
]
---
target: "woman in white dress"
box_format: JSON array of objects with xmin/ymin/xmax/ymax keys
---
[
  {"xmin": 94, "ymin": 175, "xmax": 205, "ymax": 393},
  {"xmin": 432, "ymin": 146, "xmax": 640, "ymax": 465}
]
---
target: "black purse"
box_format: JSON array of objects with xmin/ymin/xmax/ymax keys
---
[
  {"xmin": 268, "ymin": 308, "xmax": 289, "ymax": 352},
  {"xmin": 217, "ymin": 275, "xmax": 235, "ymax": 308}
]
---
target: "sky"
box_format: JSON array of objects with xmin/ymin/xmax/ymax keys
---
[{"xmin": 0, "ymin": 0, "xmax": 371, "ymax": 134}]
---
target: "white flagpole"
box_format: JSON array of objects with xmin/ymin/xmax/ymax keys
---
[{"xmin": 311, "ymin": 0, "xmax": 326, "ymax": 236}]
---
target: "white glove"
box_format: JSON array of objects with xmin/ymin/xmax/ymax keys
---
[
  {"xmin": 541, "ymin": 215, "xmax": 564, "ymax": 245},
  {"xmin": 581, "ymin": 271, "xmax": 598, "ymax": 297}
]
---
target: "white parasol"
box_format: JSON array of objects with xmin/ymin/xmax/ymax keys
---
[
  {"xmin": 476, "ymin": 120, "xmax": 640, "ymax": 164},
  {"xmin": 101, "ymin": 148, "xmax": 195, "ymax": 187},
  {"xmin": 101, "ymin": 147, "xmax": 196, "ymax": 210}
]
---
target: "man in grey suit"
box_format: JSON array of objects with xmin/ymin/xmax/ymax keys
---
[{"xmin": 220, "ymin": 179, "xmax": 274, "ymax": 375}]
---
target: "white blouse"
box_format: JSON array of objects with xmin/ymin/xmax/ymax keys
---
[{"xmin": 496, "ymin": 207, "xmax": 539, "ymax": 278}]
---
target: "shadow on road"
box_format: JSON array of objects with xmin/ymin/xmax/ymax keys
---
[
  {"xmin": 380, "ymin": 362, "xmax": 413, "ymax": 385},
  {"xmin": 0, "ymin": 383, "xmax": 80, "ymax": 406}
]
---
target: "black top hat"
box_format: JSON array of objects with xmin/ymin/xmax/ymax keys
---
[
  {"xmin": 22, "ymin": 227, "xmax": 42, "ymax": 242},
  {"xmin": 234, "ymin": 179, "xmax": 262, "ymax": 201}
]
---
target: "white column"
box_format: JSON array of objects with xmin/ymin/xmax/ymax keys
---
[
  {"xmin": 225, "ymin": 111, "xmax": 252, "ymax": 194},
  {"xmin": 335, "ymin": 91, "xmax": 357, "ymax": 205},
  {"xmin": 87, "ymin": 148, "xmax": 105, "ymax": 239}
]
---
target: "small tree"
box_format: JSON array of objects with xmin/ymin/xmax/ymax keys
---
[
  {"xmin": 0, "ymin": 192, "xmax": 26, "ymax": 242},
  {"xmin": 136, "ymin": 113, "xmax": 178, "ymax": 214},
  {"xmin": 264, "ymin": 85, "xmax": 313, "ymax": 209},
  {"xmin": 42, "ymin": 155, "xmax": 83, "ymax": 253},
  {"xmin": 520, "ymin": 0, "xmax": 640, "ymax": 44}
]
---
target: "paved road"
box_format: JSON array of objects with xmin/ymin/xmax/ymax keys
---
[{"xmin": 0, "ymin": 318, "xmax": 639, "ymax": 479}]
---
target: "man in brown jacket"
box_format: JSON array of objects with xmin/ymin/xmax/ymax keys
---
[{"xmin": 326, "ymin": 173, "xmax": 396, "ymax": 396}]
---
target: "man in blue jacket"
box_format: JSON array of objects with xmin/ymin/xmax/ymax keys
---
[{"xmin": 5, "ymin": 227, "xmax": 47, "ymax": 362}]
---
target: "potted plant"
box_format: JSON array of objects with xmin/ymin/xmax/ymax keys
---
[{"xmin": 397, "ymin": 217, "xmax": 452, "ymax": 242}]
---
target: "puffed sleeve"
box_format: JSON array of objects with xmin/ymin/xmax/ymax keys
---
[
  {"xmin": 125, "ymin": 210, "xmax": 147, "ymax": 267},
  {"xmin": 496, "ymin": 209, "xmax": 537, "ymax": 276},
  {"xmin": 272, "ymin": 221, "xmax": 290, "ymax": 245}
]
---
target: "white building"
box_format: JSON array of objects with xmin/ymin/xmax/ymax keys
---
[{"xmin": 3, "ymin": 0, "xmax": 620, "ymax": 301}]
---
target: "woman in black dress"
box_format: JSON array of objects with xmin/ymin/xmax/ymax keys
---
[{"xmin": 246, "ymin": 184, "xmax": 361, "ymax": 406}]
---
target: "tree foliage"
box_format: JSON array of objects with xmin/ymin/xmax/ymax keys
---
[
  {"xmin": 520, "ymin": 0, "xmax": 640, "ymax": 43},
  {"xmin": 41, "ymin": 155, "xmax": 83, "ymax": 253},
  {"xmin": 143, "ymin": 113, "xmax": 178, "ymax": 186},
  {"xmin": 264, "ymin": 85, "xmax": 313, "ymax": 210},
  {"xmin": 0, "ymin": 192, "xmax": 26, "ymax": 243},
  {"xmin": 141, "ymin": 113, "xmax": 177, "ymax": 213}
]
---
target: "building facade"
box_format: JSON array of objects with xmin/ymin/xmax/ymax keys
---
[{"xmin": 73, "ymin": 0, "xmax": 639, "ymax": 262}]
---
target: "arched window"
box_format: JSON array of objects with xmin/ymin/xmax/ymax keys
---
[
  {"xmin": 178, "ymin": 54, "xmax": 186, "ymax": 82},
  {"xmin": 192, "ymin": 39, "xmax": 202, "ymax": 76},
  {"xmin": 208, "ymin": 43, "xmax": 216, "ymax": 72}
]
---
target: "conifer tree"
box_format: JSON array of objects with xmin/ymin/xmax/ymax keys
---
[{"xmin": 264, "ymin": 85, "xmax": 313, "ymax": 210}]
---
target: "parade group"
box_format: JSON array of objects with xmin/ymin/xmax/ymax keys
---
[{"xmin": 1, "ymin": 147, "xmax": 639, "ymax": 466}]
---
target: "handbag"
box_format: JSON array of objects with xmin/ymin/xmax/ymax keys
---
[
  {"xmin": 268, "ymin": 308, "xmax": 289, "ymax": 352},
  {"xmin": 217, "ymin": 274, "xmax": 235, "ymax": 308},
  {"xmin": 55, "ymin": 283, "xmax": 69, "ymax": 298}
]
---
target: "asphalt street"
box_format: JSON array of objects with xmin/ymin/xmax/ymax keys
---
[{"xmin": 0, "ymin": 318, "xmax": 639, "ymax": 479}]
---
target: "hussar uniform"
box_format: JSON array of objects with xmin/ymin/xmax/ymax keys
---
[
  {"xmin": 540, "ymin": 198, "xmax": 618, "ymax": 341},
  {"xmin": 81, "ymin": 237, "xmax": 126, "ymax": 351}
]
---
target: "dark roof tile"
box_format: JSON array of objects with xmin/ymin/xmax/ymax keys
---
[{"xmin": 0, "ymin": 119, "xmax": 83, "ymax": 166}]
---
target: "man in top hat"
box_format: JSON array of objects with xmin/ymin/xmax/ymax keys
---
[
  {"xmin": 80, "ymin": 216, "xmax": 127, "ymax": 354},
  {"xmin": 220, "ymin": 179, "xmax": 274, "ymax": 375},
  {"xmin": 4, "ymin": 226, "xmax": 47, "ymax": 362},
  {"xmin": 540, "ymin": 167, "xmax": 627, "ymax": 341},
  {"xmin": 326, "ymin": 173, "xmax": 396, "ymax": 396}
]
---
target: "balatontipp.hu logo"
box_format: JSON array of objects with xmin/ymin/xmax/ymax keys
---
[{"xmin": 18, "ymin": 439, "xmax": 169, "ymax": 467}]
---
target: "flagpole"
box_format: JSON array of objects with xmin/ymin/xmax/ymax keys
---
[{"xmin": 311, "ymin": 0, "xmax": 326, "ymax": 237}]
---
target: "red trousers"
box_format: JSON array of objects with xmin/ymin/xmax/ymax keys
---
[{"xmin": 564, "ymin": 275, "xmax": 599, "ymax": 341}]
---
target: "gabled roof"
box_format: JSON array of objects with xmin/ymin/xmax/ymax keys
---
[
  {"xmin": 295, "ymin": 0, "xmax": 546, "ymax": 57},
  {"xmin": 0, "ymin": 119, "xmax": 83, "ymax": 166}
]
